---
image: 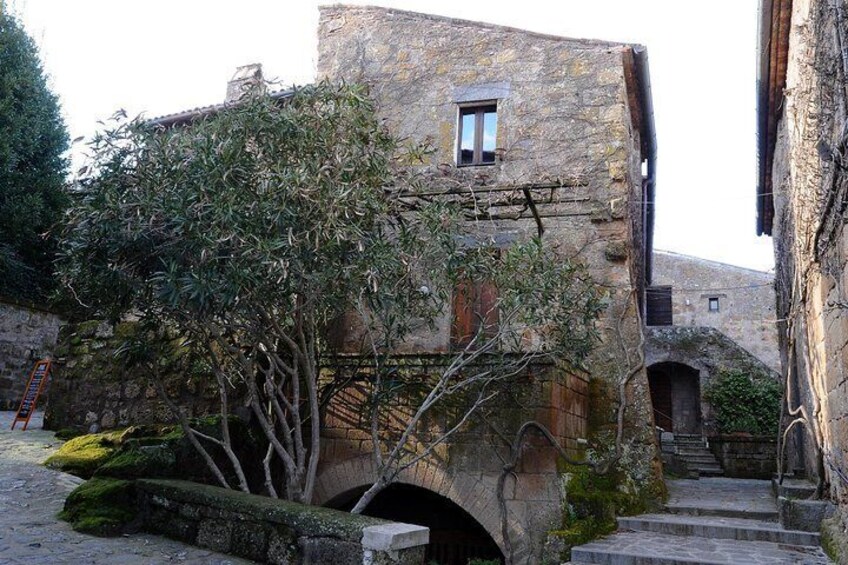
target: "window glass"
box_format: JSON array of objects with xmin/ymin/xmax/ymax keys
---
[
  {"xmin": 708, "ymin": 297, "xmax": 719, "ymax": 312},
  {"xmin": 460, "ymin": 112, "xmax": 475, "ymax": 165},
  {"xmin": 482, "ymin": 110, "xmax": 497, "ymax": 163}
]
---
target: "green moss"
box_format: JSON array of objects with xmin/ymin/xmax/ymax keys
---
[
  {"xmin": 54, "ymin": 428, "xmax": 85, "ymax": 441},
  {"xmin": 59, "ymin": 477, "xmax": 137, "ymax": 537},
  {"xmin": 44, "ymin": 430, "xmax": 126, "ymax": 478},
  {"xmin": 821, "ymin": 515, "xmax": 848, "ymax": 563},
  {"xmin": 95, "ymin": 445, "xmax": 176, "ymax": 480},
  {"xmin": 550, "ymin": 463, "xmax": 656, "ymax": 561},
  {"xmin": 75, "ymin": 320, "xmax": 102, "ymax": 338}
]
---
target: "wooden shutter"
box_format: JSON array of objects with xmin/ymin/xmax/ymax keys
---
[
  {"xmin": 646, "ymin": 286, "xmax": 673, "ymax": 326},
  {"xmin": 451, "ymin": 279, "xmax": 500, "ymax": 347},
  {"xmin": 451, "ymin": 280, "xmax": 475, "ymax": 347}
]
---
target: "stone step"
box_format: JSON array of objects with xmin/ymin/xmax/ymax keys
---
[
  {"xmin": 617, "ymin": 513, "xmax": 821, "ymax": 545},
  {"xmin": 772, "ymin": 478, "xmax": 817, "ymax": 499},
  {"xmin": 691, "ymin": 467, "xmax": 725, "ymax": 477},
  {"xmin": 570, "ymin": 530, "xmax": 831, "ymax": 564},
  {"xmin": 664, "ymin": 502, "xmax": 777, "ymax": 521},
  {"xmin": 678, "ymin": 455, "xmax": 721, "ymax": 463}
]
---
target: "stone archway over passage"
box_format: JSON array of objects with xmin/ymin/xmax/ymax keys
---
[
  {"xmin": 312, "ymin": 457, "xmax": 529, "ymax": 563},
  {"xmin": 327, "ymin": 483, "xmax": 503, "ymax": 564},
  {"xmin": 648, "ymin": 361, "xmax": 702, "ymax": 435}
]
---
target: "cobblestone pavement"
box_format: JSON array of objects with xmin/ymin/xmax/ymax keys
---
[{"xmin": 0, "ymin": 411, "xmax": 251, "ymax": 564}]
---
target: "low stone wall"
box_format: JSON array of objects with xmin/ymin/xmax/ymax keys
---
[
  {"xmin": 710, "ymin": 436, "xmax": 777, "ymax": 479},
  {"xmin": 45, "ymin": 321, "xmax": 220, "ymax": 432},
  {"xmin": 136, "ymin": 479, "xmax": 428, "ymax": 564},
  {"xmin": 0, "ymin": 298, "xmax": 63, "ymax": 409}
]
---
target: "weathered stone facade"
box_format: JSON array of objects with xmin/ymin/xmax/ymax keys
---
[
  {"xmin": 0, "ymin": 298, "xmax": 63, "ymax": 410},
  {"xmin": 758, "ymin": 0, "xmax": 848, "ymax": 557},
  {"xmin": 651, "ymin": 250, "xmax": 779, "ymax": 372},
  {"xmin": 317, "ymin": 6, "xmax": 659, "ymax": 562}
]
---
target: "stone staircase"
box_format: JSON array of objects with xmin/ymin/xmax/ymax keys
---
[
  {"xmin": 568, "ymin": 477, "xmax": 833, "ymax": 564},
  {"xmin": 663, "ymin": 434, "xmax": 724, "ymax": 477}
]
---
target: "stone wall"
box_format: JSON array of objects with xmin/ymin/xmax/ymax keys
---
[
  {"xmin": 0, "ymin": 298, "xmax": 63, "ymax": 410},
  {"xmin": 317, "ymin": 6, "xmax": 660, "ymax": 562},
  {"xmin": 764, "ymin": 0, "xmax": 848, "ymax": 555},
  {"xmin": 44, "ymin": 321, "xmax": 220, "ymax": 432},
  {"xmin": 767, "ymin": 0, "xmax": 848, "ymax": 527},
  {"xmin": 652, "ymin": 250, "xmax": 779, "ymax": 372},
  {"xmin": 710, "ymin": 436, "xmax": 778, "ymax": 480},
  {"xmin": 137, "ymin": 479, "xmax": 428, "ymax": 564}
]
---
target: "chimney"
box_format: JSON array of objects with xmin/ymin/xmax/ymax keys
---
[{"xmin": 225, "ymin": 63, "xmax": 265, "ymax": 103}]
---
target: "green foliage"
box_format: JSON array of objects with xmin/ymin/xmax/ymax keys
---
[
  {"xmin": 59, "ymin": 477, "xmax": 137, "ymax": 536},
  {"xmin": 0, "ymin": 9, "xmax": 69, "ymax": 301},
  {"xmin": 705, "ymin": 369, "xmax": 782, "ymax": 435}
]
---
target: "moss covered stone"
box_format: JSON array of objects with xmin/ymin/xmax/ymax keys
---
[
  {"xmin": 95, "ymin": 445, "xmax": 177, "ymax": 480},
  {"xmin": 138, "ymin": 479, "xmax": 386, "ymax": 541},
  {"xmin": 549, "ymin": 463, "xmax": 658, "ymax": 560},
  {"xmin": 44, "ymin": 430, "xmax": 126, "ymax": 478},
  {"xmin": 59, "ymin": 477, "xmax": 138, "ymax": 537}
]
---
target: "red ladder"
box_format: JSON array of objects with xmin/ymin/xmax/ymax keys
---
[{"xmin": 11, "ymin": 359, "xmax": 52, "ymax": 431}]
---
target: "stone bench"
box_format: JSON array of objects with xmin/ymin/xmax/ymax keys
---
[{"xmin": 136, "ymin": 479, "xmax": 428, "ymax": 564}]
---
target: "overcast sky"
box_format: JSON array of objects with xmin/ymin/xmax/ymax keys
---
[{"xmin": 10, "ymin": 0, "xmax": 775, "ymax": 271}]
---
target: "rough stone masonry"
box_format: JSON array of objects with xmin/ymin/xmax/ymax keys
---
[{"xmin": 316, "ymin": 5, "xmax": 660, "ymax": 562}]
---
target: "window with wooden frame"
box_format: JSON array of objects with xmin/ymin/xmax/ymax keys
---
[
  {"xmin": 457, "ymin": 103, "xmax": 497, "ymax": 166},
  {"xmin": 451, "ymin": 278, "xmax": 499, "ymax": 348}
]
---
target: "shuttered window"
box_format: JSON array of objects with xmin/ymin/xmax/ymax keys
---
[
  {"xmin": 451, "ymin": 279, "xmax": 499, "ymax": 348},
  {"xmin": 646, "ymin": 286, "xmax": 673, "ymax": 326}
]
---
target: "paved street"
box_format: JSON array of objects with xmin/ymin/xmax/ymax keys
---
[{"xmin": 0, "ymin": 411, "xmax": 249, "ymax": 564}]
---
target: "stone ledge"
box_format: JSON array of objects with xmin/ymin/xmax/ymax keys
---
[
  {"xmin": 137, "ymin": 479, "xmax": 384, "ymax": 542},
  {"xmin": 362, "ymin": 523, "xmax": 429, "ymax": 551}
]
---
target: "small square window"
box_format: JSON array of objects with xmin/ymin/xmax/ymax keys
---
[
  {"xmin": 457, "ymin": 104, "xmax": 497, "ymax": 166},
  {"xmin": 708, "ymin": 297, "xmax": 720, "ymax": 312}
]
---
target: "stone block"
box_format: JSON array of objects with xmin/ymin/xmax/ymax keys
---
[
  {"xmin": 778, "ymin": 496, "xmax": 836, "ymax": 532},
  {"xmin": 196, "ymin": 518, "xmax": 233, "ymax": 552},
  {"xmin": 231, "ymin": 522, "xmax": 269, "ymax": 561},
  {"xmin": 299, "ymin": 537, "xmax": 362, "ymax": 565},
  {"xmin": 361, "ymin": 523, "xmax": 429, "ymax": 552}
]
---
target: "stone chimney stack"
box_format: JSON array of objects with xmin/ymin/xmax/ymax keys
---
[{"xmin": 225, "ymin": 63, "xmax": 265, "ymax": 103}]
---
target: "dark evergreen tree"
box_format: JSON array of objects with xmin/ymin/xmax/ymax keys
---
[{"xmin": 0, "ymin": 9, "xmax": 68, "ymax": 301}]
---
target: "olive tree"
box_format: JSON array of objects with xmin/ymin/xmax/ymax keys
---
[{"xmin": 58, "ymin": 82, "xmax": 603, "ymax": 509}]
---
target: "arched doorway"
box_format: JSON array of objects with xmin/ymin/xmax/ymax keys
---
[
  {"xmin": 327, "ymin": 483, "xmax": 504, "ymax": 564},
  {"xmin": 647, "ymin": 362, "xmax": 702, "ymax": 435}
]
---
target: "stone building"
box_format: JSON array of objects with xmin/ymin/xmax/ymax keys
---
[
  {"xmin": 315, "ymin": 6, "xmax": 659, "ymax": 562},
  {"xmin": 48, "ymin": 6, "xmax": 660, "ymax": 563},
  {"xmin": 643, "ymin": 251, "xmax": 779, "ymax": 476},
  {"xmin": 649, "ymin": 250, "xmax": 779, "ymax": 373},
  {"xmin": 758, "ymin": 0, "xmax": 848, "ymax": 554}
]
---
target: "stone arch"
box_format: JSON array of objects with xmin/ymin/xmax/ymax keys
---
[
  {"xmin": 647, "ymin": 361, "xmax": 704, "ymax": 435},
  {"xmin": 312, "ymin": 456, "xmax": 529, "ymax": 561}
]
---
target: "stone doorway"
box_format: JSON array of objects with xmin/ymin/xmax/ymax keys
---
[
  {"xmin": 327, "ymin": 483, "xmax": 504, "ymax": 565},
  {"xmin": 647, "ymin": 362, "xmax": 702, "ymax": 435}
]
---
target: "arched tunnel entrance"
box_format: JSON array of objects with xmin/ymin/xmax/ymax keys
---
[
  {"xmin": 647, "ymin": 362, "xmax": 702, "ymax": 435},
  {"xmin": 327, "ymin": 483, "xmax": 504, "ymax": 564}
]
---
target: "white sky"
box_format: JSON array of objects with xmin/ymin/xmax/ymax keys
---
[{"xmin": 10, "ymin": 0, "xmax": 775, "ymax": 272}]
